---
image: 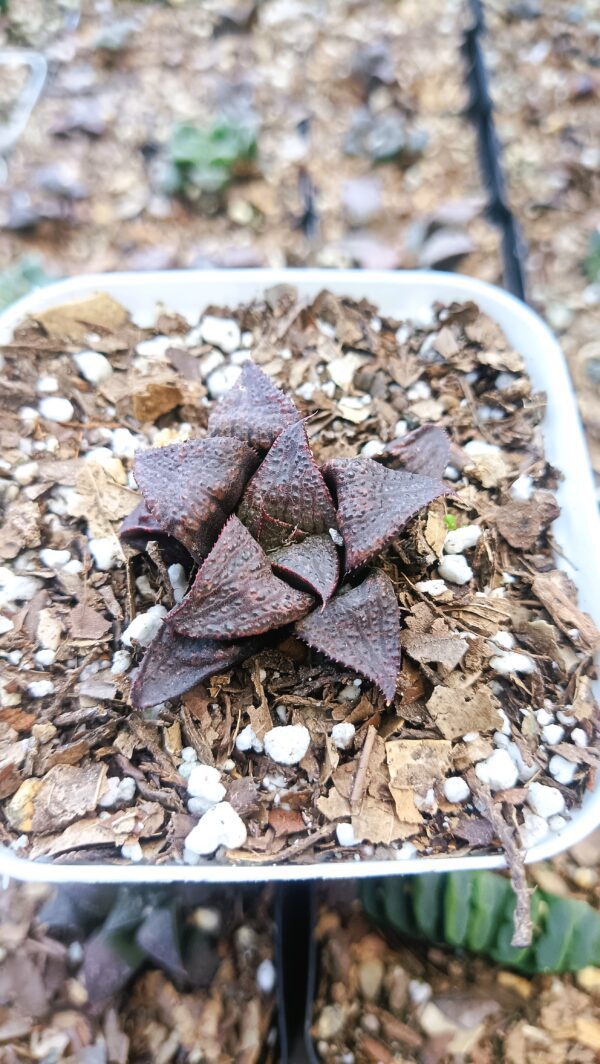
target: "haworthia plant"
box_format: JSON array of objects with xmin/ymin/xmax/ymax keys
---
[{"xmin": 360, "ymin": 871, "xmax": 600, "ymax": 974}]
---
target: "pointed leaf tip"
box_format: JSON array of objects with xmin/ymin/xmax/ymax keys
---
[
  {"xmin": 324, "ymin": 456, "xmax": 451, "ymax": 570},
  {"xmin": 131, "ymin": 622, "xmax": 261, "ymax": 708},
  {"xmin": 295, "ymin": 570, "xmax": 400, "ymax": 702},
  {"xmin": 170, "ymin": 515, "xmax": 314, "ymax": 640},
  {"xmin": 271, "ymin": 533, "xmax": 339, "ymax": 604},
  {"xmin": 238, "ymin": 421, "xmax": 337, "ymax": 549},
  {"xmin": 133, "ymin": 437, "xmax": 258, "ymax": 563},
  {"xmin": 207, "ymin": 360, "xmax": 300, "ymax": 450},
  {"xmin": 384, "ymin": 424, "xmax": 451, "ymax": 479}
]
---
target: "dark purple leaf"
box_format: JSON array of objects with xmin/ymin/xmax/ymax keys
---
[
  {"xmin": 295, "ymin": 570, "xmax": 400, "ymax": 702},
  {"xmin": 323, "ymin": 456, "xmax": 451, "ymax": 570},
  {"xmin": 271, "ymin": 533, "xmax": 339, "ymax": 604},
  {"xmin": 207, "ymin": 361, "xmax": 300, "ymax": 450},
  {"xmin": 119, "ymin": 499, "xmax": 191, "ymax": 566},
  {"xmin": 132, "ymin": 622, "xmax": 261, "ymax": 709},
  {"xmin": 171, "ymin": 516, "xmax": 314, "ymax": 640},
  {"xmin": 133, "ymin": 437, "xmax": 258, "ymax": 563},
  {"xmin": 83, "ymin": 931, "xmax": 143, "ymax": 1009},
  {"xmin": 384, "ymin": 424, "xmax": 451, "ymax": 479},
  {"xmin": 136, "ymin": 904, "xmax": 187, "ymax": 983},
  {"xmin": 183, "ymin": 930, "xmax": 220, "ymax": 988},
  {"xmin": 237, "ymin": 422, "xmax": 337, "ymax": 549}
]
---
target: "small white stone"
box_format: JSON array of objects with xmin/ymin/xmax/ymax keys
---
[
  {"xmin": 443, "ymin": 524, "xmax": 481, "ymax": 554},
  {"xmin": 438, "ymin": 554, "xmax": 473, "ymax": 586},
  {"xmin": 0, "ymin": 615, "xmax": 14, "ymax": 635},
  {"xmin": 13, "ymin": 461, "xmax": 39, "ymax": 485},
  {"xmin": 200, "ymin": 315, "xmax": 241, "ymax": 354},
  {"xmin": 39, "ymin": 548, "xmax": 71, "ymax": 570},
  {"xmin": 443, "ymin": 777, "xmax": 470, "ymax": 803},
  {"xmin": 111, "ymin": 428, "xmax": 142, "ymax": 460},
  {"xmin": 394, "ymin": 419, "xmax": 408, "ymax": 438},
  {"xmin": 99, "ymin": 776, "xmax": 136, "ymax": 808},
  {"xmin": 264, "ymin": 725, "xmax": 310, "ymax": 766},
  {"xmin": 535, "ymin": 708, "xmax": 554, "ymax": 727},
  {"xmin": 136, "ymin": 574, "xmax": 154, "ymax": 599},
  {"xmin": 407, "ymin": 380, "xmax": 431, "ymax": 400},
  {"xmin": 36, "ymin": 374, "xmax": 59, "ymax": 394},
  {"xmin": 556, "ymin": 710, "xmax": 575, "ymax": 726},
  {"xmin": 184, "ymin": 801, "xmax": 247, "ymax": 855},
  {"xmin": 192, "ymin": 907, "xmax": 221, "ymax": 933},
  {"xmin": 408, "ymin": 980, "xmax": 432, "ymax": 1006},
  {"xmin": 179, "ymin": 763, "xmax": 195, "ymax": 780},
  {"xmin": 549, "ymin": 754, "xmax": 577, "ymax": 785},
  {"xmin": 415, "ymin": 578, "xmax": 448, "ymax": 598},
  {"xmin": 490, "ymin": 631, "xmax": 516, "ymax": 651},
  {"xmin": 444, "ymin": 464, "xmax": 460, "ymax": 481},
  {"xmin": 34, "ymin": 648, "xmax": 55, "ymax": 668},
  {"xmin": 520, "ymin": 811, "xmax": 550, "ymax": 848},
  {"xmin": 187, "ymin": 764, "xmax": 226, "ymax": 811},
  {"xmin": 498, "ymin": 708, "xmax": 512, "ymax": 735},
  {"xmin": 475, "ymin": 749, "xmax": 519, "ymax": 791},
  {"xmin": 331, "ymin": 722, "xmax": 356, "ymax": 751},
  {"xmin": 111, "ymin": 649, "xmax": 131, "ymax": 675},
  {"xmin": 135, "ymin": 335, "xmax": 172, "ymax": 360},
  {"xmin": 85, "ymin": 447, "xmax": 127, "ymax": 483},
  {"xmin": 27, "ymin": 679, "xmax": 55, "ymax": 699},
  {"xmin": 296, "ymin": 381, "xmax": 315, "ymax": 401},
  {"xmin": 207, "ymin": 363, "xmax": 241, "ymax": 399},
  {"xmin": 181, "ymin": 746, "xmax": 198, "ymax": 763},
  {"xmin": 542, "ymin": 724, "xmax": 565, "ymax": 746},
  {"xmin": 464, "ymin": 439, "xmax": 500, "ymax": 457},
  {"xmin": 19, "ymin": 406, "xmax": 40, "ymax": 423},
  {"xmin": 256, "ymin": 958, "xmax": 276, "ymax": 994},
  {"xmin": 121, "ymin": 841, "xmax": 143, "ymax": 862},
  {"xmin": 122, "ymin": 604, "xmax": 168, "ymax": 647},
  {"xmin": 72, "ymin": 349, "xmax": 113, "ymax": 385},
  {"xmin": 88, "ymin": 537, "xmax": 122, "ymax": 571},
  {"xmin": 571, "ymin": 727, "xmax": 588, "ymax": 748},
  {"xmin": 490, "ymin": 651, "xmax": 535, "ymax": 676},
  {"xmin": 329, "ymin": 528, "xmax": 344, "ymax": 547},
  {"xmin": 548, "ymin": 815, "xmax": 568, "ymax": 832},
  {"xmin": 527, "ymin": 782, "xmax": 565, "ymax": 818},
  {"xmin": 38, "ymin": 396, "xmax": 74, "ymax": 423},
  {"xmin": 0, "ymin": 569, "xmax": 42, "ymax": 607},
  {"xmin": 168, "ymin": 563, "xmax": 188, "ymax": 603},
  {"xmin": 336, "ymin": 822, "xmax": 357, "ymax": 847},
  {"xmin": 414, "ymin": 787, "xmax": 436, "ymax": 813},
  {"xmin": 361, "ymin": 439, "xmax": 385, "ymax": 458},
  {"xmin": 235, "ymin": 725, "xmax": 264, "ymax": 754},
  {"xmin": 510, "ymin": 474, "xmax": 533, "ymax": 501},
  {"xmin": 395, "ymin": 841, "xmax": 418, "ymax": 860}
]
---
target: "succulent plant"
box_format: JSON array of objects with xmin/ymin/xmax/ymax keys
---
[{"xmin": 121, "ymin": 362, "xmax": 451, "ymax": 709}]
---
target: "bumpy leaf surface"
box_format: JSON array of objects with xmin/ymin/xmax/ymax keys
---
[
  {"xmin": 323, "ymin": 456, "xmax": 450, "ymax": 570},
  {"xmin": 119, "ymin": 500, "xmax": 191, "ymax": 566},
  {"xmin": 295, "ymin": 570, "xmax": 400, "ymax": 702},
  {"xmin": 207, "ymin": 361, "xmax": 300, "ymax": 450},
  {"xmin": 170, "ymin": 515, "xmax": 314, "ymax": 640},
  {"xmin": 133, "ymin": 437, "xmax": 257, "ymax": 563},
  {"xmin": 131, "ymin": 622, "xmax": 261, "ymax": 708},
  {"xmin": 271, "ymin": 534, "xmax": 339, "ymax": 604},
  {"xmin": 385, "ymin": 424, "xmax": 451, "ymax": 479},
  {"xmin": 238, "ymin": 421, "xmax": 337, "ymax": 548}
]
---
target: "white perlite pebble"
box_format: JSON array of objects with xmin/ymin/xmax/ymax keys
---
[
  {"xmin": 527, "ymin": 782, "xmax": 565, "ymax": 818},
  {"xmin": 38, "ymin": 396, "xmax": 74, "ymax": 423},
  {"xmin": 112, "ymin": 428, "xmax": 142, "ymax": 459},
  {"xmin": 235, "ymin": 725, "xmax": 264, "ymax": 754},
  {"xmin": 571, "ymin": 728, "xmax": 588, "ymax": 748},
  {"xmin": 200, "ymin": 315, "xmax": 241, "ymax": 354},
  {"xmin": 111, "ymin": 649, "xmax": 131, "ymax": 675},
  {"xmin": 443, "ymin": 525, "xmax": 481, "ymax": 554},
  {"xmin": 0, "ymin": 569, "xmax": 42, "ymax": 606},
  {"xmin": 510, "ymin": 474, "xmax": 533, "ymax": 501},
  {"xmin": 187, "ymin": 764, "xmax": 226, "ymax": 811},
  {"xmin": 72, "ymin": 349, "xmax": 113, "ymax": 385},
  {"xmin": 549, "ymin": 754, "xmax": 577, "ymax": 786},
  {"xmin": 181, "ymin": 746, "xmax": 198, "ymax": 763},
  {"xmin": 256, "ymin": 958, "xmax": 276, "ymax": 994},
  {"xmin": 395, "ymin": 841, "xmax": 418, "ymax": 860},
  {"xmin": 135, "ymin": 335, "xmax": 172, "ymax": 360},
  {"xmin": 99, "ymin": 776, "xmax": 136, "ymax": 808},
  {"xmin": 464, "ymin": 439, "xmax": 500, "ymax": 457},
  {"xmin": 361, "ymin": 439, "xmax": 385, "ymax": 458},
  {"xmin": 34, "ymin": 648, "xmax": 55, "ymax": 668},
  {"xmin": 36, "ymin": 374, "xmax": 59, "ymax": 394},
  {"xmin": 520, "ymin": 811, "xmax": 550, "ymax": 848},
  {"xmin": 414, "ymin": 578, "xmax": 447, "ymax": 598},
  {"xmin": 168, "ymin": 563, "xmax": 188, "ymax": 603},
  {"xmin": 535, "ymin": 708, "xmax": 554, "ymax": 727},
  {"xmin": 490, "ymin": 631, "xmax": 515, "ymax": 651},
  {"xmin": 0, "ymin": 615, "xmax": 14, "ymax": 635},
  {"xmin": 27, "ymin": 680, "xmax": 55, "ymax": 699},
  {"xmin": 13, "ymin": 461, "xmax": 39, "ymax": 485},
  {"xmin": 438, "ymin": 554, "xmax": 473, "ymax": 585},
  {"xmin": 331, "ymin": 722, "xmax": 356, "ymax": 751},
  {"xmin": 443, "ymin": 777, "xmax": 470, "ymax": 804},
  {"xmin": 121, "ymin": 841, "xmax": 143, "ymax": 862},
  {"xmin": 39, "ymin": 548, "xmax": 71, "ymax": 569},
  {"xmin": 548, "ymin": 815, "xmax": 568, "ymax": 832},
  {"xmin": 264, "ymin": 725, "xmax": 310, "ymax": 766},
  {"xmin": 207, "ymin": 363, "xmax": 242, "ymax": 399},
  {"xmin": 541, "ymin": 724, "xmax": 565, "ymax": 746},
  {"xmin": 475, "ymin": 749, "xmax": 519, "ymax": 791},
  {"xmin": 122, "ymin": 604, "xmax": 167, "ymax": 647},
  {"xmin": 490, "ymin": 651, "xmax": 535, "ymax": 675},
  {"xmin": 336, "ymin": 823, "xmax": 358, "ymax": 847},
  {"xmin": 184, "ymin": 801, "xmax": 247, "ymax": 855},
  {"xmin": 88, "ymin": 537, "xmax": 122, "ymax": 572}
]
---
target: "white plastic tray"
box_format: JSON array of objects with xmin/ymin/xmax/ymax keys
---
[{"xmin": 1, "ymin": 269, "xmax": 599, "ymax": 884}]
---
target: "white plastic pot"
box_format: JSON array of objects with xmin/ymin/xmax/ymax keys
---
[{"xmin": 0, "ymin": 269, "xmax": 598, "ymax": 884}]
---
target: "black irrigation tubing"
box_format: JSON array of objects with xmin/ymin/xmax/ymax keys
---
[{"xmin": 462, "ymin": 0, "xmax": 527, "ymax": 302}]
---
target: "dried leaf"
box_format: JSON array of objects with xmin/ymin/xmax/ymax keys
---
[
  {"xmin": 132, "ymin": 377, "xmax": 183, "ymax": 423},
  {"xmin": 401, "ymin": 631, "xmax": 467, "ymax": 670},
  {"xmin": 69, "ymin": 465, "xmax": 138, "ymax": 539},
  {"xmin": 134, "ymin": 438, "xmax": 258, "ymax": 563},
  {"xmin": 352, "ymin": 797, "xmax": 417, "ymax": 843},
  {"xmin": 30, "ymin": 801, "xmax": 165, "ymax": 858},
  {"xmin": 384, "ymin": 424, "xmax": 451, "ymax": 478},
  {"xmin": 317, "ymin": 787, "xmax": 351, "ymax": 820},
  {"xmin": 271, "ymin": 533, "xmax": 339, "ymax": 603},
  {"xmin": 31, "ymin": 763, "xmax": 107, "ymax": 834},
  {"xmin": 68, "ymin": 602, "xmax": 112, "ymax": 641},
  {"xmin": 296, "ymin": 571, "xmax": 400, "ymax": 702},
  {"xmin": 426, "ymin": 683, "xmax": 502, "ymax": 739},
  {"xmin": 0, "ymin": 500, "xmax": 41, "ymax": 561},
  {"xmin": 532, "ymin": 570, "xmax": 600, "ymax": 653},
  {"xmin": 238, "ymin": 422, "xmax": 337, "ymax": 548},
  {"xmin": 171, "ymin": 516, "xmax": 313, "ymax": 639},
  {"xmin": 323, "ymin": 456, "xmax": 450, "ymax": 570},
  {"xmin": 385, "ymin": 738, "xmax": 452, "ymax": 790},
  {"xmin": 208, "ymin": 360, "xmax": 299, "ymax": 449},
  {"xmin": 495, "ymin": 491, "xmax": 560, "ymax": 550},
  {"xmin": 34, "ymin": 292, "xmax": 128, "ymax": 341}
]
